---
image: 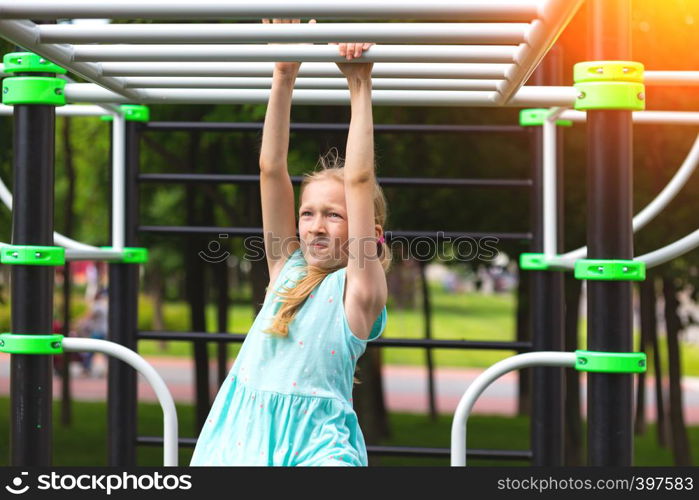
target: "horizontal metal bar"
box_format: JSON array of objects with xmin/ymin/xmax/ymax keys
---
[
  {"xmin": 0, "ymin": 104, "xmax": 108, "ymax": 117},
  {"xmin": 495, "ymin": 0, "xmax": 583, "ymax": 104},
  {"xmin": 366, "ymin": 445, "xmax": 533, "ymax": 460},
  {"xmin": 144, "ymin": 122, "xmax": 527, "ymax": 134},
  {"xmin": 135, "ymin": 436, "xmax": 533, "ymax": 461},
  {"xmin": 101, "ymin": 62, "xmax": 512, "ymax": 79},
  {"xmin": 72, "ymin": 44, "xmax": 519, "ymax": 63},
  {"xmin": 138, "ymin": 173, "xmax": 532, "ymax": 188},
  {"xmin": 123, "ymin": 77, "xmax": 503, "ymax": 91},
  {"xmin": 559, "ymin": 110, "xmax": 699, "ymax": 125},
  {"xmin": 138, "ymin": 331, "xmax": 532, "ymax": 350},
  {"xmin": 0, "ymin": 19, "xmax": 141, "ymax": 101},
  {"xmin": 64, "ymin": 249, "xmax": 125, "ymax": 261},
  {"xmin": 645, "ymin": 71, "xmax": 699, "ymax": 86},
  {"xmin": 2, "ymin": 1, "xmax": 541, "ymax": 22},
  {"xmin": 39, "ymin": 23, "xmax": 530, "ymax": 45},
  {"xmin": 65, "ymin": 83, "xmax": 577, "ymax": 107},
  {"xmin": 137, "ymin": 227, "xmax": 533, "ymax": 240}
]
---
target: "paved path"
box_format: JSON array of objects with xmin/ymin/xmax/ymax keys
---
[{"xmin": 1, "ymin": 355, "xmax": 698, "ymax": 423}]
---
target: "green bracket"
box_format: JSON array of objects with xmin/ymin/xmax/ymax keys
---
[
  {"xmin": 100, "ymin": 246, "xmax": 149, "ymax": 264},
  {"xmin": 2, "ymin": 77, "xmax": 66, "ymax": 106},
  {"xmin": 575, "ymin": 350, "xmax": 647, "ymax": 374},
  {"xmin": 519, "ymin": 109, "xmax": 573, "ymax": 127},
  {"xmin": 3, "ymin": 52, "xmax": 66, "ymax": 75},
  {"xmin": 0, "ymin": 245, "xmax": 65, "ymax": 266},
  {"xmin": 101, "ymin": 104, "xmax": 150, "ymax": 122},
  {"xmin": 574, "ymin": 259, "xmax": 645, "ymax": 281},
  {"xmin": 573, "ymin": 61, "xmax": 645, "ymax": 111},
  {"xmin": 519, "ymin": 253, "xmax": 549, "ymax": 270},
  {"xmin": 0, "ymin": 333, "xmax": 64, "ymax": 355}
]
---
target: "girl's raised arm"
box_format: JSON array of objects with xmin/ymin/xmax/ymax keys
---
[
  {"xmin": 259, "ymin": 19, "xmax": 307, "ymax": 287},
  {"xmin": 336, "ymin": 50, "xmax": 389, "ymax": 340}
]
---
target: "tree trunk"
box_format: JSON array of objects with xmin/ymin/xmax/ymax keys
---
[
  {"xmin": 215, "ymin": 260, "xmax": 230, "ymax": 387},
  {"xmin": 60, "ymin": 116, "xmax": 76, "ymax": 427},
  {"xmin": 648, "ymin": 275, "xmax": 668, "ymax": 447},
  {"xmin": 564, "ymin": 274, "xmax": 583, "ymax": 465},
  {"xmin": 353, "ymin": 347, "xmax": 390, "ymax": 465},
  {"xmin": 662, "ymin": 277, "xmax": 692, "ymax": 465},
  {"xmin": 186, "ymin": 132, "xmax": 210, "ymax": 432},
  {"xmin": 516, "ymin": 269, "xmax": 531, "ymax": 416},
  {"xmin": 418, "ymin": 260, "xmax": 437, "ymax": 421},
  {"xmin": 635, "ymin": 276, "xmax": 657, "ymax": 434}
]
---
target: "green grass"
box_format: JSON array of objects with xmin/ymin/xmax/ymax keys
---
[
  {"xmin": 2, "ymin": 284, "xmax": 699, "ymax": 375},
  {"xmin": 0, "ymin": 397, "xmax": 696, "ymax": 466}
]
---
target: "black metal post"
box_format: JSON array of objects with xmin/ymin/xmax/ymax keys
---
[
  {"xmin": 586, "ymin": 0, "xmax": 634, "ymax": 466},
  {"xmin": 10, "ymin": 104, "xmax": 56, "ymax": 465},
  {"xmin": 529, "ymin": 47, "xmax": 566, "ymax": 466},
  {"xmin": 107, "ymin": 120, "xmax": 141, "ymax": 465}
]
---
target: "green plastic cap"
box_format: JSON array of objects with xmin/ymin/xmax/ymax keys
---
[
  {"xmin": 575, "ymin": 350, "xmax": 647, "ymax": 374},
  {"xmin": 100, "ymin": 246, "xmax": 149, "ymax": 264},
  {"xmin": 573, "ymin": 61, "xmax": 644, "ymax": 84},
  {"xmin": 519, "ymin": 253, "xmax": 549, "ymax": 270},
  {"xmin": 573, "ymin": 61, "xmax": 646, "ymax": 111},
  {"xmin": 0, "ymin": 333, "xmax": 64, "ymax": 355},
  {"xmin": 0, "ymin": 245, "xmax": 65, "ymax": 266},
  {"xmin": 519, "ymin": 109, "xmax": 572, "ymax": 127},
  {"xmin": 101, "ymin": 104, "xmax": 150, "ymax": 122},
  {"xmin": 2, "ymin": 77, "xmax": 66, "ymax": 106},
  {"xmin": 574, "ymin": 81, "xmax": 645, "ymax": 111},
  {"xmin": 3, "ymin": 52, "xmax": 67, "ymax": 75},
  {"xmin": 574, "ymin": 259, "xmax": 645, "ymax": 281}
]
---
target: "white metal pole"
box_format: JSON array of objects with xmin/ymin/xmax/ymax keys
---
[
  {"xmin": 62, "ymin": 337, "xmax": 178, "ymax": 466},
  {"xmin": 0, "ymin": 104, "xmax": 110, "ymax": 116},
  {"xmin": 64, "ymin": 249, "xmax": 125, "ymax": 261},
  {"xmin": 495, "ymin": 0, "xmax": 584, "ymax": 104},
  {"xmin": 71, "ymin": 44, "xmax": 519, "ymax": 63},
  {"xmin": 0, "ymin": 1, "xmax": 541, "ymax": 21},
  {"xmin": 559, "ymin": 109, "xmax": 699, "ymax": 125},
  {"xmin": 39, "ymin": 22, "xmax": 530, "ymax": 45},
  {"xmin": 121, "ymin": 77, "xmax": 503, "ymax": 91},
  {"xmin": 65, "ymin": 83, "xmax": 579, "ymax": 107},
  {"xmin": 542, "ymin": 109, "xmax": 563, "ymax": 258},
  {"xmin": 101, "ymin": 62, "xmax": 512, "ymax": 79},
  {"xmin": 451, "ymin": 352, "xmax": 576, "ymax": 466},
  {"xmin": 638, "ymin": 228, "xmax": 699, "ymax": 269},
  {"xmin": 0, "ymin": 20, "xmax": 141, "ymax": 101},
  {"xmin": 645, "ymin": 71, "xmax": 699, "ymax": 86},
  {"xmin": 549, "ymin": 134, "xmax": 699, "ymax": 268},
  {"xmin": 112, "ymin": 114, "xmax": 126, "ymax": 251},
  {"xmin": 0, "ymin": 171, "xmax": 102, "ymax": 251}
]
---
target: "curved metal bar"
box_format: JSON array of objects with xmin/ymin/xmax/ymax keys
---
[
  {"xmin": 61, "ymin": 337, "xmax": 179, "ymax": 466},
  {"xmin": 549, "ymin": 134, "xmax": 699, "ymax": 269},
  {"xmin": 450, "ymin": 352, "xmax": 576, "ymax": 466}
]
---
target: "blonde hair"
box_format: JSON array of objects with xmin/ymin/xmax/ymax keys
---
[{"xmin": 264, "ymin": 150, "xmax": 392, "ymax": 338}]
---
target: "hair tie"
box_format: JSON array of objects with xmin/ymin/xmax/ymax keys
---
[{"xmin": 377, "ymin": 235, "xmax": 385, "ymax": 244}]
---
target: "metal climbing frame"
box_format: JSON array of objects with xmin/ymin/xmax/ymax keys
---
[
  {"xmin": 1, "ymin": 0, "xmax": 696, "ymax": 468},
  {"xmin": 0, "ymin": 0, "xmax": 584, "ymax": 106}
]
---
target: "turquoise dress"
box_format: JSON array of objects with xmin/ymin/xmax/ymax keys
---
[{"xmin": 190, "ymin": 248, "xmax": 388, "ymax": 466}]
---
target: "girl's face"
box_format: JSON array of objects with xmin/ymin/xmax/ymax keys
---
[{"xmin": 298, "ymin": 179, "xmax": 349, "ymax": 269}]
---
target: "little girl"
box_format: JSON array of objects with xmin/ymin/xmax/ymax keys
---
[{"xmin": 190, "ymin": 30, "xmax": 391, "ymax": 467}]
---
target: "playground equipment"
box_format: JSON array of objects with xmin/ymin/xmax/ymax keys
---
[
  {"xmin": 0, "ymin": 0, "xmax": 697, "ymax": 466},
  {"xmin": 450, "ymin": 350, "xmax": 647, "ymax": 466},
  {"xmin": 0, "ymin": 334, "xmax": 179, "ymax": 466}
]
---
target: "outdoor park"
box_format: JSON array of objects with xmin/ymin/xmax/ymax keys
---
[{"xmin": 0, "ymin": 0, "xmax": 698, "ymax": 470}]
